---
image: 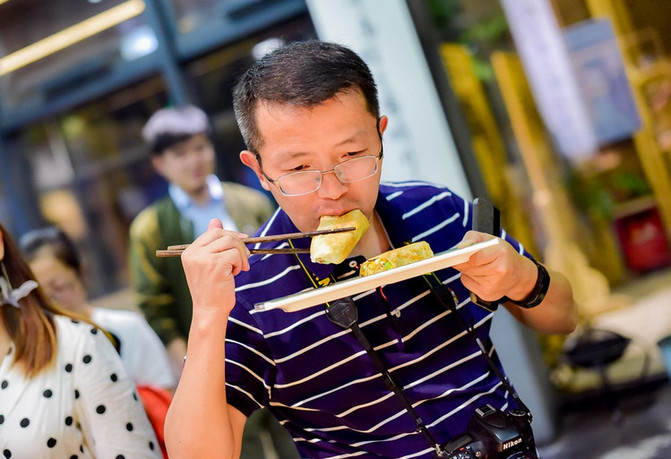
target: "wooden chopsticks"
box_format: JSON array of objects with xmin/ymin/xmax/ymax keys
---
[
  {"xmin": 156, "ymin": 247, "xmax": 311, "ymax": 257},
  {"xmin": 155, "ymin": 226, "xmax": 355, "ymax": 258}
]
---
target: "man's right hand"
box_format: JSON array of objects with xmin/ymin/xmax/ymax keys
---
[
  {"xmin": 181, "ymin": 218, "xmax": 251, "ymax": 319},
  {"xmin": 166, "ymin": 218, "xmax": 250, "ymax": 458}
]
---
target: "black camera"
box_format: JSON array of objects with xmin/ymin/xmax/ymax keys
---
[{"xmin": 441, "ymin": 404, "xmax": 538, "ymax": 458}]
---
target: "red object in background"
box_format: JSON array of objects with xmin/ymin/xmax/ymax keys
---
[
  {"xmin": 614, "ymin": 205, "xmax": 671, "ymax": 272},
  {"xmin": 137, "ymin": 385, "xmax": 173, "ymax": 459}
]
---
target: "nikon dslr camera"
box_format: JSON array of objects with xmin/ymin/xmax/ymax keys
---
[{"xmin": 441, "ymin": 404, "xmax": 538, "ymax": 458}]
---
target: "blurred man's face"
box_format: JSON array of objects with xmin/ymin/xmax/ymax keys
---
[{"xmin": 152, "ymin": 133, "xmax": 215, "ymax": 196}]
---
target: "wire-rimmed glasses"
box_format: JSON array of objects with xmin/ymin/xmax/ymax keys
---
[{"xmin": 258, "ymin": 145, "xmax": 383, "ymax": 197}]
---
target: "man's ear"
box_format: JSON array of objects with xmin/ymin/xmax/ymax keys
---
[
  {"xmin": 378, "ymin": 115, "xmax": 389, "ymax": 136},
  {"xmin": 240, "ymin": 150, "xmax": 271, "ymax": 191}
]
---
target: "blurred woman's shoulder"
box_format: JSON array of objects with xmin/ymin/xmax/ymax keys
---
[{"xmin": 90, "ymin": 307, "xmax": 146, "ymax": 328}]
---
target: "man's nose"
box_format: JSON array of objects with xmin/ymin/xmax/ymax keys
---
[{"xmin": 317, "ymin": 169, "xmax": 346, "ymax": 199}]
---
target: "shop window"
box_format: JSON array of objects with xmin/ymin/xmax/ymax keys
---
[
  {"xmin": 17, "ymin": 76, "xmax": 169, "ymax": 298},
  {"xmin": 166, "ymin": 0, "xmax": 308, "ymax": 57},
  {"xmin": 0, "ymin": 0, "xmax": 157, "ymax": 110},
  {"xmin": 183, "ymin": 13, "xmax": 315, "ymax": 187},
  {"xmin": 170, "ymin": 0, "xmax": 226, "ymax": 35}
]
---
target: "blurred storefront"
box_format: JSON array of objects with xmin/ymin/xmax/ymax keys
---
[
  {"xmin": 407, "ymin": 0, "xmax": 671, "ymax": 407},
  {"xmin": 408, "ymin": 0, "xmax": 671, "ymax": 286},
  {"xmin": 0, "ymin": 0, "xmax": 314, "ymax": 296}
]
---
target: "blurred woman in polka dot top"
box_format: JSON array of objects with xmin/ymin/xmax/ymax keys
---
[{"xmin": 0, "ymin": 221, "xmax": 160, "ymax": 458}]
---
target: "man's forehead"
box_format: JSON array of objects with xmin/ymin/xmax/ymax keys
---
[{"xmin": 257, "ymin": 129, "xmax": 371, "ymax": 161}]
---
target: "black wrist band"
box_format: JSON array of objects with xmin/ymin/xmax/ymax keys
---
[
  {"xmin": 470, "ymin": 259, "xmax": 550, "ymax": 311},
  {"xmin": 507, "ymin": 259, "xmax": 550, "ymax": 309}
]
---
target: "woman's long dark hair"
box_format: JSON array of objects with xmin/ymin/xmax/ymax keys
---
[{"xmin": 1, "ymin": 222, "xmax": 88, "ymax": 377}]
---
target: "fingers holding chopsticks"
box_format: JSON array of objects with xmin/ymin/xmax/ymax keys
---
[
  {"xmin": 180, "ymin": 219, "xmax": 251, "ymax": 315},
  {"xmin": 186, "ymin": 219, "xmax": 251, "ymax": 274}
]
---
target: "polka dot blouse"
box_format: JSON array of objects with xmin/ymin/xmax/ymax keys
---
[{"xmin": 0, "ymin": 315, "xmax": 161, "ymax": 458}]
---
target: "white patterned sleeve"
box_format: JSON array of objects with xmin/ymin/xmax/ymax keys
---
[{"xmin": 70, "ymin": 321, "xmax": 161, "ymax": 458}]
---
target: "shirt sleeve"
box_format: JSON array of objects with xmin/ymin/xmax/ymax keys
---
[{"xmin": 70, "ymin": 322, "xmax": 161, "ymax": 458}]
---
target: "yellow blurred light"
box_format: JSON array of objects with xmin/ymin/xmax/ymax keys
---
[{"xmin": 0, "ymin": 0, "xmax": 146, "ymax": 76}]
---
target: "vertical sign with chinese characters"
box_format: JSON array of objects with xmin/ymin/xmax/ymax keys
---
[
  {"xmin": 500, "ymin": 0, "xmax": 599, "ymax": 163},
  {"xmin": 305, "ymin": 0, "xmax": 472, "ymax": 199}
]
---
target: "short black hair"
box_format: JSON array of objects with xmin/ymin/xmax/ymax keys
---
[{"xmin": 233, "ymin": 40, "xmax": 379, "ymax": 153}]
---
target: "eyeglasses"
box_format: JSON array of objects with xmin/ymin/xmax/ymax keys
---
[{"xmin": 258, "ymin": 144, "xmax": 383, "ymax": 197}]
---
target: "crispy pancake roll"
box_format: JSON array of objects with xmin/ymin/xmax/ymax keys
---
[
  {"xmin": 359, "ymin": 241, "xmax": 434, "ymax": 277},
  {"xmin": 310, "ymin": 209, "xmax": 370, "ymax": 264}
]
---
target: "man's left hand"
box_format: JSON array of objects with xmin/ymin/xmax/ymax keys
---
[{"xmin": 452, "ymin": 231, "xmax": 537, "ymax": 303}]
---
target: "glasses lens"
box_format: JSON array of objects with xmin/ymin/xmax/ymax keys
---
[
  {"xmin": 335, "ymin": 156, "xmax": 378, "ymax": 183},
  {"xmin": 277, "ymin": 170, "xmax": 321, "ymax": 196}
]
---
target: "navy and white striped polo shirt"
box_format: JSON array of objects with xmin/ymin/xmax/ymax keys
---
[{"xmin": 226, "ymin": 181, "xmax": 530, "ymax": 458}]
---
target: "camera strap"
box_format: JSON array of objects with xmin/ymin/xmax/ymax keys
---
[
  {"xmin": 325, "ymin": 296, "xmax": 443, "ymax": 453},
  {"xmin": 421, "ymin": 273, "xmax": 532, "ymax": 418},
  {"xmin": 289, "ymin": 241, "xmax": 532, "ymax": 456},
  {"xmin": 289, "ymin": 243, "xmax": 443, "ymax": 454}
]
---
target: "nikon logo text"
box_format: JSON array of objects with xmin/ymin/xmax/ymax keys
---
[{"xmin": 502, "ymin": 438, "xmax": 522, "ymax": 450}]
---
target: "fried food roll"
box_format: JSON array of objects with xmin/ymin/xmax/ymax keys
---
[
  {"xmin": 359, "ymin": 241, "xmax": 434, "ymax": 277},
  {"xmin": 310, "ymin": 209, "xmax": 370, "ymax": 264}
]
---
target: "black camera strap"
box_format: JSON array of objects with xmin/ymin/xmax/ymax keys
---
[
  {"xmin": 325, "ymin": 296, "xmax": 443, "ymax": 452},
  {"xmin": 421, "ymin": 272, "xmax": 532, "ymax": 418},
  {"xmin": 288, "ymin": 242, "xmax": 443, "ymax": 455}
]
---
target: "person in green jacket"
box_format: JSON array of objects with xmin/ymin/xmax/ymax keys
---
[{"xmin": 129, "ymin": 105, "xmax": 276, "ymax": 371}]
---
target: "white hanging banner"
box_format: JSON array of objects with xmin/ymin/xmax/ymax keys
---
[
  {"xmin": 305, "ymin": 0, "xmax": 472, "ymax": 199},
  {"xmin": 500, "ymin": 0, "xmax": 599, "ymax": 163}
]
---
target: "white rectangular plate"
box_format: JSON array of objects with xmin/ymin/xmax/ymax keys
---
[{"xmin": 254, "ymin": 238, "xmax": 499, "ymax": 313}]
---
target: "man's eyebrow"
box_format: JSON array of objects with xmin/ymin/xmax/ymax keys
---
[{"xmin": 274, "ymin": 130, "xmax": 370, "ymax": 160}]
